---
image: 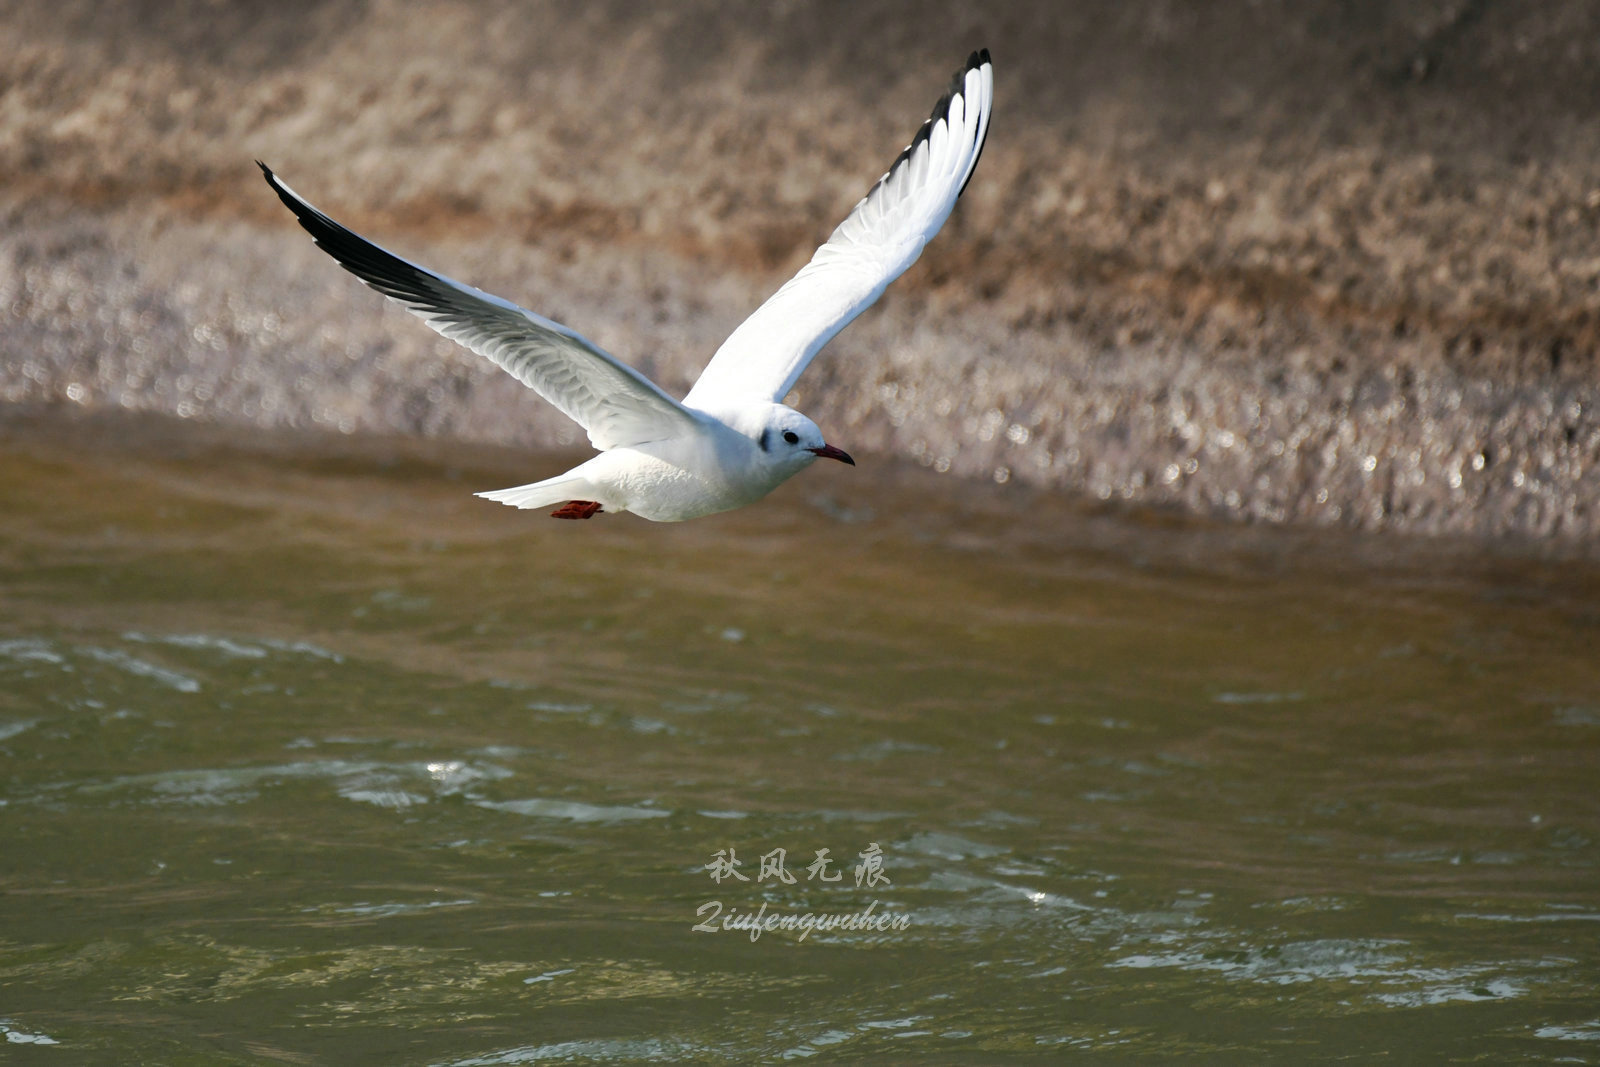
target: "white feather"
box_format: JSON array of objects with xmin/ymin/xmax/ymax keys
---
[
  {"xmin": 261, "ymin": 50, "xmax": 994, "ymax": 522},
  {"xmin": 685, "ymin": 52, "xmax": 994, "ymax": 407},
  {"xmin": 259, "ymin": 165, "xmax": 704, "ymax": 452}
]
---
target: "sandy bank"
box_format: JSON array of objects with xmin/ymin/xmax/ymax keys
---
[{"xmin": 3, "ymin": 1, "xmax": 1598, "ymax": 537}]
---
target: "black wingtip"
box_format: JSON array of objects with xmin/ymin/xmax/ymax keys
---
[
  {"xmin": 254, "ymin": 159, "xmax": 444, "ymax": 311},
  {"xmin": 257, "ymin": 160, "xmax": 292, "ymax": 205},
  {"xmin": 875, "ymin": 49, "xmax": 992, "ymax": 203},
  {"xmin": 955, "ymin": 49, "xmax": 992, "ymax": 199},
  {"xmin": 932, "ymin": 49, "xmax": 989, "ymax": 128},
  {"xmin": 888, "ymin": 49, "xmax": 993, "ymax": 179},
  {"xmin": 257, "ymin": 159, "xmax": 316, "ymax": 232}
]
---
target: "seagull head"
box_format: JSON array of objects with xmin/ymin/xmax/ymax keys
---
[{"xmin": 748, "ymin": 404, "xmax": 854, "ymax": 472}]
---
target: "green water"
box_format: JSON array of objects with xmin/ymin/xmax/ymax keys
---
[{"xmin": 1, "ymin": 413, "xmax": 1597, "ymax": 1063}]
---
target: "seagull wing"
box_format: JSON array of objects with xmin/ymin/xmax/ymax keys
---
[
  {"xmin": 259, "ymin": 163, "xmax": 703, "ymax": 451},
  {"xmin": 684, "ymin": 49, "xmax": 993, "ymax": 409}
]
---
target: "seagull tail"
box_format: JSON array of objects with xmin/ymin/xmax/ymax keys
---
[{"xmin": 475, "ymin": 474, "xmax": 599, "ymax": 511}]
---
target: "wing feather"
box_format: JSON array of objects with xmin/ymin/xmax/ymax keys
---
[
  {"xmin": 258, "ymin": 162, "xmax": 701, "ymax": 450},
  {"xmin": 685, "ymin": 49, "xmax": 993, "ymax": 407}
]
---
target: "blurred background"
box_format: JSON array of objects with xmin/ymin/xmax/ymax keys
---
[
  {"xmin": 4, "ymin": 5, "xmax": 1600, "ymax": 1061},
  {"xmin": 4, "ymin": 0, "xmax": 1600, "ymax": 538}
]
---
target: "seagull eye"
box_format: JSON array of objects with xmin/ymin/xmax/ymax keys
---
[{"xmin": 782, "ymin": 430, "xmax": 800, "ymax": 445}]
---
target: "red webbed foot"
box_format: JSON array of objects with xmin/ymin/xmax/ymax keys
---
[{"xmin": 550, "ymin": 500, "xmax": 604, "ymax": 520}]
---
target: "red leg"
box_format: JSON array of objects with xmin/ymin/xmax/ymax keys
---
[{"xmin": 550, "ymin": 500, "xmax": 604, "ymax": 520}]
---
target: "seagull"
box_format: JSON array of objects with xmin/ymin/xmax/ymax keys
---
[{"xmin": 260, "ymin": 49, "xmax": 992, "ymax": 522}]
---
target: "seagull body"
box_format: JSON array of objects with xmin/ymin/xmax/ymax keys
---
[{"xmin": 261, "ymin": 49, "xmax": 993, "ymax": 521}]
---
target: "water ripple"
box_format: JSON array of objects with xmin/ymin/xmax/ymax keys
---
[{"xmin": 475, "ymin": 798, "xmax": 671, "ymax": 824}]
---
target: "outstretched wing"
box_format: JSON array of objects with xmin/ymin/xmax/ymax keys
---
[
  {"xmin": 259, "ymin": 163, "xmax": 703, "ymax": 451},
  {"xmin": 684, "ymin": 49, "xmax": 993, "ymax": 408}
]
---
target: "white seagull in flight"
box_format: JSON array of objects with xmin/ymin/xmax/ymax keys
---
[{"xmin": 260, "ymin": 49, "xmax": 992, "ymax": 521}]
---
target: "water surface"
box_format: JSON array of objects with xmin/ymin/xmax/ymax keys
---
[{"xmin": 1, "ymin": 412, "xmax": 1597, "ymax": 1062}]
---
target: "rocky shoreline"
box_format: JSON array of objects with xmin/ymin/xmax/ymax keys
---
[{"xmin": 4, "ymin": 1, "xmax": 1598, "ymax": 537}]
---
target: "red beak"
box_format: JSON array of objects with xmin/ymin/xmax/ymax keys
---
[{"xmin": 807, "ymin": 444, "xmax": 855, "ymax": 466}]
